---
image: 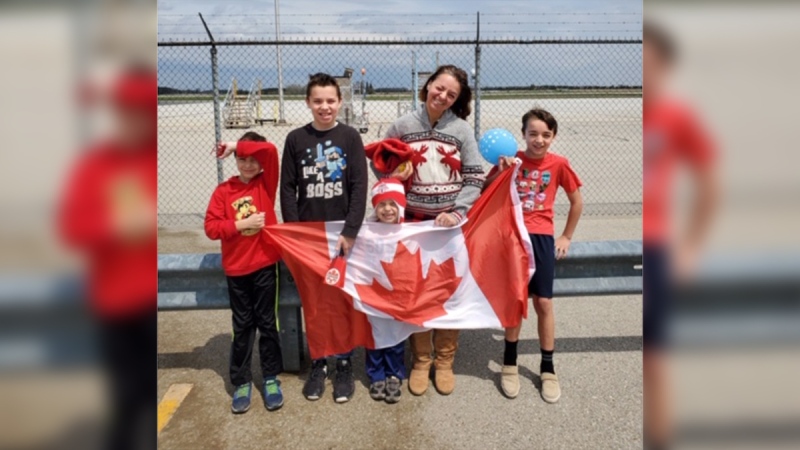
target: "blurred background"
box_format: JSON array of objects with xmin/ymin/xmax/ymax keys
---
[
  {"xmin": 0, "ymin": 1, "xmax": 156, "ymax": 449},
  {"xmin": 645, "ymin": 1, "xmax": 800, "ymax": 449},
  {"xmin": 1, "ymin": 0, "xmax": 799, "ymax": 449}
]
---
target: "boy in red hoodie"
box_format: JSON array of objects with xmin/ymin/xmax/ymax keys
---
[
  {"xmin": 58, "ymin": 67, "xmax": 157, "ymax": 450},
  {"xmin": 206, "ymin": 132, "xmax": 284, "ymax": 413}
]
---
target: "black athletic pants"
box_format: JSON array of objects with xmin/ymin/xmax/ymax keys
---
[
  {"xmin": 99, "ymin": 309, "xmax": 156, "ymax": 450},
  {"xmin": 226, "ymin": 264, "xmax": 283, "ymax": 386}
]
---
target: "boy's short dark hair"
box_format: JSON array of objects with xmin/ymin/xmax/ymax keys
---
[
  {"xmin": 239, "ymin": 131, "xmax": 267, "ymax": 142},
  {"xmin": 306, "ymin": 73, "xmax": 342, "ymax": 100},
  {"xmin": 234, "ymin": 132, "xmax": 266, "ymax": 158},
  {"xmin": 643, "ymin": 19, "xmax": 677, "ymax": 65},
  {"xmin": 521, "ymin": 108, "xmax": 558, "ymax": 136},
  {"xmin": 418, "ymin": 65, "xmax": 473, "ymax": 120}
]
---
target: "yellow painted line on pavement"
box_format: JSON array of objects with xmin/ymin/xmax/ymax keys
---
[{"xmin": 157, "ymin": 383, "xmax": 193, "ymax": 435}]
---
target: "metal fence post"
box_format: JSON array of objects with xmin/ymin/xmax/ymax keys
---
[
  {"xmin": 199, "ymin": 13, "xmax": 224, "ymax": 185},
  {"xmin": 412, "ymin": 50, "xmax": 418, "ymax": 111},
  {"xmin": 474, "ymin": 12, "xmax": 482, "ymax": 142},
  {"xmin": 211, "ymin": 48, "xmax": 223, "ymax": 184},
  {"xmin": 275, "ymin": 0, "xmax": 286, "ymax": 123}
]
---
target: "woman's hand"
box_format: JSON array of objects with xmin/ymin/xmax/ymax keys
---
[
  {"xmin": 434, "ymin": 212, "xmax": 460, "ymax": 227},
  {"xmin": 389, "ymin": 162, "xmax": 413, "ymax": 181}
]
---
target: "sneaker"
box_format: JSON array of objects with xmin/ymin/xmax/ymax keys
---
[
  {"xmin": 231, "ymin": 382, "xmax": 252, "ymax": 414},
  {"xmin": 501, "ymin": 365, "xmax": 520, "ymax": 399},
  {"xmin": 303, "ymin": 359, "xmax": 327, "ymax": 401},
  {"xmin": 385, "ymin": 376, "xmax": 402, "ymax": 404},
  {"xmin": 333, "ymin": 358, "xmax": 355, "ymax": 403},
  {"xmin": 369, "ymin": 380, "xmax": 386, "ymax": 401},
  {"xmin": 263, "ymin": 378, "xmax": 284, "ymax": 411},
  {"xmin": 540, "ymin": 372, "xmax": 561, "ymax": 403}
]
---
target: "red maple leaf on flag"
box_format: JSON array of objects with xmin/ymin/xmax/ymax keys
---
[{"xmin": 354, "ymin": 241, "xmax": 462, "ymax": 326}]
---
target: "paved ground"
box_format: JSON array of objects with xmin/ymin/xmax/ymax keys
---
[
  {"xmin": 157, "ymin": 295, "xmax": 642, "ymax": 449},
  {"xmin": 157, "ymin": 216, "xmax": 643, "ymax": 449}
]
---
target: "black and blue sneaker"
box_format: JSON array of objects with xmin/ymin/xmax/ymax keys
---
[
  {"xmin": 231, "ymin": 382, "xmax": 252, "ymax": 414},
  {"xmin": 263, "ymin": 378, "xmax": 284, "ymax": 411}
]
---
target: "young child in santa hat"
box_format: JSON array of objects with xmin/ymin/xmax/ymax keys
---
[{"xmin": 365, "ymin": 178, "xmax": 407, "ymax": 403}]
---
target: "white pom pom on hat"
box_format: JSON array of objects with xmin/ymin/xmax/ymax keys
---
[{"xmin": 371, "ymin": 178, "xmax": 406, "ymax": 208}]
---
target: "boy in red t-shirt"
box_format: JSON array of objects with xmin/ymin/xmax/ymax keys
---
[
  {"xmin": 484, "ymin": 108, "xmax": 583, "ymax": 403},
  {"xmin": 205, "ymin": 132, "xmax": 284, "ymax": 413},
  {"xmin": 642, "ymin": 20, "xmax": 717, "ymax": 449}
]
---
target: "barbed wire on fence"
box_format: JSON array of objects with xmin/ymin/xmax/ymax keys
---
[
  {"xmin": 157, "ymin": 37, "xmax": 642, "ymax": 227},
  {"xmin": 157, "ymin": 12, "xmax": 643, "ymax": 42}
]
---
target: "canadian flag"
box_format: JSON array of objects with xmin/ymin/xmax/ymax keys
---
[{"xmin": 265, "ymin": 164, "xmax": 534, "ymax": 359}]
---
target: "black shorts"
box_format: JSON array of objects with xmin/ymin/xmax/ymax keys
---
[
  {"xmin": 643, "ymin": 245, "xmax": 671, "ymax": 348},
  {"xmin": 529, "ymin": 234, "xmax": 555, "ymax": 299}
]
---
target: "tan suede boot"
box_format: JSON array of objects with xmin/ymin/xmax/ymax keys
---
[
  {"xmin": 408, "ymin": 331, "xmax": 433, "ymax": 395},
  {"xmin": 433, "ymin": 329, "xmax": 459, "ymax": 395}
]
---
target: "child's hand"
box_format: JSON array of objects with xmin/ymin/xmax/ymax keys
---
[
  {"xmin": 498, "ymin": 156, "xmax": 517, "ymax": 172},
  {"xmin": 555, "ymin": 235, "xmax": 571, "ymax": 259},
  {"xmin": 335, "ymin": 235, "xmax": 356, "ymax": 256},
  {"xmin": 672, "ymin": 242, "xmax": 701, "ymax": 284},
  {"xmin": 390, "ymin": 162, "xmax": 413, "ymax": 181},
  {"xmin": 216, "ymin": 141, "xmax": 237, "ymax": 159},
  {"xmin": 244, "ymin": 212, "xmax": 265, "ymax": 229}
]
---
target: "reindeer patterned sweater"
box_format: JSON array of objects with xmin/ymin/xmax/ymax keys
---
[{"xmin": 383, "ymin": 107, "xmax": 485, "ymax": 220}]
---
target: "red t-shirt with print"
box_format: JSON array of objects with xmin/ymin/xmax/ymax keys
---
[
  {"xmin": 488, "ymin": 151, "xmax": 582, "ymax": 235},
  {"xmin": 643, "ymin": 98, "xmax": 715, "ymax": 244}
]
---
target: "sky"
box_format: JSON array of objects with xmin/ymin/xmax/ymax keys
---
[{"xmin": 157, "ymin": 0, "xmax": 642, "ymax": 90}]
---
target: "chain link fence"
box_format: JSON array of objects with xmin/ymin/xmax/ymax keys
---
[{"xmin": 158, "ymin": 38, "xmax": 641, "ymax": 227}]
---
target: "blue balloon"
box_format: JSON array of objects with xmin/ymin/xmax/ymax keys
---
[{"xmin": 478, "ymin": 128, "xmax": 518, "ymax": 165}]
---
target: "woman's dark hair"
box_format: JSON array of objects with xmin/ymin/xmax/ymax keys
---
[
  {"xmin": 306, "ymin": 72, "xmax": 342, "ymax": 99},
  {"xmin": 521, "ymin": 108, "xmax": 558, "ymax": 136},
  {"xmin": 418, "ymin": 65, "xmax": 472, "ymax": 120}
]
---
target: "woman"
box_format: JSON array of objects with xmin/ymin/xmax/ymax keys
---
[{"xmin": 381, "ymin": 65, "xmax": 484, "ymax": 396}]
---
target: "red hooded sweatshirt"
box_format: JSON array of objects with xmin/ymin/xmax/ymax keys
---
[
  {"xmin": 58, "ymin": 70, "xmax": 157, "ymax": 319},
  {"xmin": 204, "ymin": 140, "xmax": 281, "ymax": 276},
  {"xmin": 58, "ymin": 141, "xmax": 157, "ymax": 318}
]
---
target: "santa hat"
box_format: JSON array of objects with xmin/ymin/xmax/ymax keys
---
[
  {"xmin": 369, "ymin": 178, "xmax": 406, "ymax": 223},
  {"xmin": 364, "ymin": 138, "xmax": 414, "ymax": 174}
]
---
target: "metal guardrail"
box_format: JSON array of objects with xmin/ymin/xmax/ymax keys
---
[
  {"xmin": 157, "ymin": 240, "xmax": 643, "ymax": 371},
  {"xmin": 554, "ymin": 240, "xmax": 642, "ymax": 296},
  {"xmin": 10, "ymin": 243, "xmax": 800, "ymax": 370},
  {"xmin": 158, "ymin": 256, "xmax": 305, "ymax": 371},
  {"xmin": 0, "ymin": 275, "xmax": 98, "ymax": 369}
]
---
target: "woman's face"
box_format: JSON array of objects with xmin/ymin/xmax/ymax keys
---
[{"xmin": 425, "ymin": 73, "xmax": 461, "ymax": 116}]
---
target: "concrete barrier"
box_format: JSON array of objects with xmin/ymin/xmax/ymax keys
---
[
  {"xmin": 158, "ymin": 256, "xmax": 305, "ymax": 371},
  {"xmin": 157, "ymin": 240, "xmax": 643, "ymax": 371}
]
